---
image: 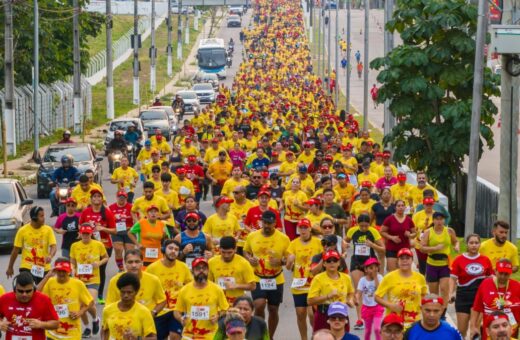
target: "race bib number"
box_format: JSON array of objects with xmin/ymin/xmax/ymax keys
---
[
  {"xmin": 291, "ymin": 278, "xmax": 308, "ymax": 288},
  {"xmin": 145, "ymin": 248, "xmax": 159, "ymax": 259},
  {"xmin": 190, "ymin": 306, "xmax": 210, "ymax": 320},
  {"xmin": 186, "ymin": 258, "xmax": 194, "ymax": 270},
  {"xmin": 116, "ymin": 221, "xmax": 127, "ymax": 232},
  {"xmin": 77, "ymin": 264, "xmax": 93, "ymax": 275},
  {"xmin": 179, "ymin": 186, "xmax": 191, "ymax": 195},
  {"xmin": 506, "ymin": 310, "xmax": 518, "ymax": 326},
  {"xmin": 217, "ymin": 277, "xmax": 236, "ymax": 290},
  {"xmin": 55, "ymin": 304, "xmax": 70, "ymax": 318},
  {"xmin": 31, "ymin": 265, "xmax": 45, "ymax": 278},
  {"xmin": 259, "ymin": 278, "xmax": 277, "ymax": 290},
  {"xmin": 355, "ymin": 244, "xmax": 370, "ymax": 256},
  {"xmin": 93, "ymin": 231, "xmax": 101, "ymax": 240},
  {"xmin": 12, "ymin": 336, "xmax": 32, "ymax": 340}
]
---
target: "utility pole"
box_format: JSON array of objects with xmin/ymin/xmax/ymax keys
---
[
  {"xmin": 321, "ymin": 8, "xmax": 326, "ymax": 87},
  {"xmin": 498, "ymin": 0, "xmax": 519, "ymax": 240},
  {"xmin": 32, "ymin": 0, "xmax": 41, "ymax": 161},
  {"xmin": 177, "ymin": 0, "xmax": 182, "ymax": 60},
  {"xmin": 185, "ymin": 10, "xmax": 189, "ymax": 44},
  {"xmin": 383, "ymin": 0, "xmax": 394, "ymax": 136},
  {"xmin": 106, "ymin": 0, "xmax": 114, "ymax": 120},
  {"xmin": 317, "ymin": 6, "xmax": 322, "ymax": 79},
  {"xmin": 465, "ymin": 0, "xmax": 488, "ymax": 237},
  {"xmin": 346, "ymin": 0, "xmax": 351, "ymax": 112},
  {"xmin": 132, "ymin": 0, "xmax": 140, "ymax": 105},
  {"xmin": 334, "ymin": 2, "xmax": 339, "ymax": 103},
  {"xmin": 150, "ymin": 0, "xmax": 157, "ymax": 93},
  {"xmin": 309, "ymin": 0, "xmax": 313, "ymax": 43},
  {"xmin": 327, "ymin": 5, "xmax": 331, "ymax": 94},
  {"xmin": 167, "ymin": 0, "xmax": 173, "ymax": 77},
  {"xmin": 4, "ymin": 0, "xmax": 16, "ymax": 167},
  {"xmin": 73, "ymin": 0, "xmax": 81, "ymax": 134},
  {"xmin": 362, "ymin": 0, "xmax": 369, "ymax": 132}
]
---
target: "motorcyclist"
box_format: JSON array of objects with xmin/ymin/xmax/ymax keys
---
[
  {"xmin": 172, "ymin": 95, "xmax": 185, "ymax": 119},
  {"xmin": 229, "ymin": 37, "xmax": 235, "ymax": 47},
  {"xmin": 152, "ymin": 96, "xmax": 163, "ymax": 106},
  {"xmin": 50, "ymin": 154, "xmax": 80, "ymax": 217},
  {"xmin": 107, "ymin": 130, "xmax": 129, "ymax": 151},
  {"xmin": 58, "ymin": 130, "xmax": 74, "ymax": 144},
  {"xmin": 123, "ymin": 124, "xmax": 141, "ymax": 147}
]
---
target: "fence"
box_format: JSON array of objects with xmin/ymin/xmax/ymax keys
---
[
  {"xmin": 0, "ymin": 80, "xmax": 92, "ymax": 146},
  {"xmin": 84, "ymin": 16, "xmax": 151, "ymax": 78}
]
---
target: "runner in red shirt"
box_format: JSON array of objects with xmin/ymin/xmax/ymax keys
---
[
  {"xmin": 108, "ymin": 191, "xmax": 134, "ymax": 272},
  {"xmin": 370, "ymin": 84, "xmax": 379, "ymax": 109},
  {"xmin": 470, "ymin": 258, "xmax": 520, "ymax": 340},
  {"xmin": 184, "ymin": 155, "xmax": 205, "ymax": 202},
  {"xmin": 244, "ymin": 191, "xmax": 283, "ymax": 231},
  {"xmin": 0, "ymin": 271, "xmax": 59, "ymax": 339}
]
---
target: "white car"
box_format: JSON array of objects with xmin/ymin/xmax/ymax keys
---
[
  {"xmin": 103, "ymin": 118, "xmax": 147, "ymax": 154},
  {"xmin": 192, "ymin": 83, "xmax": 216, "ymax": 104},
  {"xmin": 227, "ymin": 15, "xmax": 242, "ymax": 27}
]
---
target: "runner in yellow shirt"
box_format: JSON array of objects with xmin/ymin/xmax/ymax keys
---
[
  {"xmin": 131, "ymin": 181, "xmax": 171, "ymax": 221},
  {"xmin": 7, "ymin": 206, "xmax": 57, "ymax": 284},
  {"xmin": 137, "ymin": 140, "xmax": 156, "ymax": 169},
  {"xmin": 208, "ymin": 236, "xmax": 256, "ymax": 304},
  {"xmin": 304, "ymin": 198, "xmax": 333, "ymax": 234},
  {"xmin": 38, "ymin": 259, "xmax": 95, "ymax": 340},
  {"xmin": 480, "ymin": 220, "xmax": 520, "ymax": 272},
  {"xmin": 390, "ymin": 172, "xmax": 413, "ymax": 205},
  {"xmin": 102, "ymin": 272, "xmax": 157, "ymax": 339},
  {"xmin": 229, "ymin": 186, "xmax": 256, "ymax": 249},
  {"xmin": 171, "ymin": 167, "xmax": 195, "ymax": 203},
  {"xmin": 143, "ymin": 151, "xmax": 163, "ymax": 179},
  {"xmin": 409, "ymin": 171, "xmax": 439, "ymax": 206},
  {"xmin": 152, "ymin": 135, "xmax": 172, "ymax": 160},
  {"xmin": 221, "ymin": 167, "xmax": 250, "ymax": 197},
  {"xmin": 278, "ymin": 151, "xmax": 298, "ymax": 183},
  {"xmin": 146, "ymin": 239, "xmax": 193, "ymax": 339},
  {"xmin": 203, "ymin": 196, "xmax": 241, "ymax": 247},
  {"xmin": 207, "ymin": 151, "xmax": 233, "ymax": 201},
  {"xmin": 110, "ymin": 156, "xmax": 139, "ymax": 202},
  {"xmin": 174, "ymin": 258, "xmax": 229, "ymax": 340},
  {"xmin": 350, "ymin": 188, "xmax": 377, "ymax": 219},
  {"xmin": 71, "ymin": 175, "xmax": 106, "ymax": 211}
]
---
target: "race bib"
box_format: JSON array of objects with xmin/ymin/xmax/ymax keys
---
[
  {"xmin": 217, "ymin": 277, "xmax": 236, "ymax": 290},
  {"xmin": 506, "ymin": 310, "xmax": 518, "ymax": 326},
  {"xmin": 93, "ymin": 231, "xmax": 101, "ymax": 240},
  {"xmin": 259, "ymin": 278, "xmax": 277, "ymax": 290},
  {"xmin": 190, "ymin": 306, "xmax": 210, "ymax": 320},
  {"xmin": 12, "ymin": 337, "xmax": 32, "ymax": 340},
  {"xmin": 145, "ymin": 248, "xmax": 159, "ymax": 259},
  {"xmin": 55, "ymin": 304, "xmax": 70, "ymax": 319},
  {"xmin": 291, "ymin": 278, "xmax": 307, "ymax": 288},
  {"xmin": 179, "ymin": 186, "xmax": 191, "ymax": 195},
  {"xmin": 355, "ymin": 244, "xmax": 370, "ymax": 256},
  {"xmin": 31, "ymin": 265, "xmax": 45, "ymax": 278},
  {"xmin": 186, "ymin": 258, "xmax": 194, "ymax": 270},
  {"xmin": 77, "ymin": 264, "xmax": 93, "ymax": 275},
  {"xmin": 116, "ymin": 221, "xmax": 127, "ymax": 232}
]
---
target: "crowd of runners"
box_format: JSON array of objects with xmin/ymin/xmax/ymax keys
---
[{"xmin": 0, "ymin": 0, "xmax": 519, "ymax": 340}]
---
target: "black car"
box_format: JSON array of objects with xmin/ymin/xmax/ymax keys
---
[{"xmin": 36, "ymin": 143, "xmax": 103, "ymax": 199}]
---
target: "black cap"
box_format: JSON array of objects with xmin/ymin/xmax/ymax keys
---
[
  {"xmin": 218, "ymin": 150, "xmax": 227, "ymax": 156},
  {"xmin": 261, "ymin": 210, "xmax": 277, "ymax": 224},
  {"xmin": 433, "ymin": 211, "xmax": 445, "ymax": 219},
  {"xmin": 321, "ymin": 234, "xmax": 338, "ymax": 245}
]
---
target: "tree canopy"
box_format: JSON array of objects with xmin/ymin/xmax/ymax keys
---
[
  {"xmin": 370, "ymin": 0, "xmax": 500, "ymax": 196},
  {"xmin": 0, "ymin": 0, "xmax": 104, "ymax": 86}
]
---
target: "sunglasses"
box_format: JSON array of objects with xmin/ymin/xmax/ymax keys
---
[
  {"xmin": 186, "ymin": 219, "xmax": 198, "ymax": 223},
  {"xmin": 252, "ymin": 176, "xmax": 261, "ymax": 179},
  {"xmin": 325, "ymin": 258, "xmax": 339, "ymax": 263},
  {"xmin": 152, "ymin": 170, "xmax": 160, "ymax": 173},
  {"xmin": 233, "ymin": 191, "xmax": 244, "ymax": 194},
  {"xmin": 329, "ymin": 316, "xmax": 347, "ymax": 321},
  {"xmin": 66, "ymin": 203, "xmax": 76, "ymax": 207},
  {"xmin": 16, "ymin": 288, "xmax": 34, "ymax": 294},
  {"xmin": 321, "ymin": 224, "xmax": 334, "ymax": 229}
]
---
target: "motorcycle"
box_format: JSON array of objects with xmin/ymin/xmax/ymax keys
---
[
  {"xmin": 173, "ymin": 106, "xmax": 184, "ymax": 121},
  {"xmin": 227, "ymin": 46, "xmax": 234, "ymax": 56},
  {"xmin": 108, "ymin": 149, "xmax": 125, "ymax": 174},
  {"xmin": 227, "ymin": 56, "xmax": 232, "ymax": 67},
  {"xmin": 126, "ymin": 144, "xmax": 136, "ymax": 167},
  {"xmin": 56, "ymin": 179, "xmax": 76, "ymax": 215}
]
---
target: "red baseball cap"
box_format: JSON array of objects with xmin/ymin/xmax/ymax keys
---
[
  {"xmin": 64, "ymin": 197, "xmax": 77, "ymax": 205},
  {"xmin": 79, "ymin": 224, "xmax": 94, "ymax": 234},
  {"xmin": 421, "ymin": 296, "xmax": 444, "ymax": 306},
  {"xmin": 361, "ymin": 181, "xmax": 373, "ymax": 188},
  {"xmin": 485, "ymin": 313, "xmax": 510, "ymax": 330},
  {"xmin": 90, "ymin": 188, "xmax": 103, "ymax": 197},
  {"xmin": 185, "ymin": 212, "xmax": 200, "ymax": 221},
  {"xmin": 322, "ymin": 250, "xmax": 341, "ymax": 261},
  {"xmin": 184, "ymin": 138, "xmax": 192, "ymax": 144},
  {"xmin": 176, "ymin": 167, "xmax": 187, "ymax": 174},
  {"xmin": 397, "ymin": 248, "xmax": 413, "ymax": 258},
  {"xmin": 116, "ymin": 190, "xmax": 128, "ymax": 198},
  {"xmin": 147, "ymin": 205, "xmax": 159, "ymax": 212},
  {"xmin": 397, "ymin": 172, "xmax": 407, "ymax": 181},
  {"xmin": 306, "ymin": 198, "xmax": 321, "ymax": 206},
  {"xmin": 191, "ymin": 257, "xmax": 208, "ymax": 269},
  {"xmin": 54, "ymin": 261, "xmax": 72, "ymax": 273},
  {"xmin": 211, "ymin": 138, "xmax": 219, "ymax": 143},
  {"xmin": 423, "ymin": 197, "xmax": 435, "ymax": 205},
  {"xmin": 381, "ymin": 313, "xmax": 404, "ymax": 329},
  {"xmin": 297, "ymin": 218, "xmax": 311, "ymax": 228},
  {"xmin": 215, "ymin": 196, "xmax": 234, "ymax": 208},
  {"xmin": 496, "ymin": 259, "xmax": 513, "ymax": 274},
  {"xmin": 258, "ymin": 190, "xmax": 271, "ymax": 197}
]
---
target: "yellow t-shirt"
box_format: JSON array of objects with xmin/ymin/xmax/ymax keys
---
[
  {"xmin": 357, "ymin": 172, "xmax": 379, "ymax": 186},
  {"xmin": 42, "ymin": 277, "xmax": 93, "ymax": 340},
  {"xmin": 202, "ymin": 213, "xmax": 241, "ymax": 239},
  {"xmin": 153, "ymin": 141, "xmax": 172, "ymax": 158},
  {"xmin": 14, "ymin": 224, "xmax": 57, "ymax": 271},
  {"xmin": 208, "ymin": 161, "xmax": 233, "ymax": 182},
  {"xmin": 0, "ymin": 284, "xmax": 4, "ymax": 296},
  {"xmin": 297, "ymin": 152, "xmax": 315, "ymax": 166},
  {"xmin": 102, "ymin": 301, "xmax": 156, "ymax": 339},
  {"xmin": 480, "ymin": 239, "xmax": 520, "ymax": 270},
  {"xmin": 307, "ymin": 272, "xmax": 355, "ymax": 304},
  {"xmin": 111, "ymin": 166, "xmax": 139, "ymax": 192},
  {"xmin": 229, "ymin": 200, "xmax": 256, "ymax": 246},
  {"xmin": 204, "ymin": 147, "xmax": 227, "ymax": 164},
  {"xmin": 221, "ymin": 178, "xmax": 250, "ymax": 197},
  {"xmin": 339, "ymin": 157, "xmax": 358, "ymax": 175},
  {"xmin": 287, "ymin": 237, "xmax": 323, "ymax": 294},
  {"xmin": 279, "ymin": 160, "xmax": 298, "ymax": 177},
  {"xmin": 283, "ymin": 190, "xmax": 309, "ymax": 221},
  {"xmin": 180, "ymin": 145, "xmax": 200, "ymax": 159},
  {"xmin": 156, "ymin": 190, "xmax": 181, "ymax": 212},
  {"xmin": 143, "ymin": 160, "xmax": 162, "ymax": 178},
  {"xmin": 106, "ymin": 271, "xmax": 166, "ymax": 311},
  {"xmin": 390, "ymin": 183, "xmax": 413, "ymax": 202},
  {"xmin": 131, "ymin": 195, "xmax": 170, "ymax": 219},
  {"xmin": 175, "ymin": 282, "xmax": 230, "ymax": 340},
  {"xmin": 71, "ymin": 185, "xmax": 105, "ymax": 210},
  {"xmin": 137, "ymin": 147, "xmax": 157, "ymax": 164},
  {"xmin": 305, "ymin": 212, "xmax": 333, "ymax": 231},
  {"xmin": 412, "ymin": 210, "xmax": 433, "ymax": 249},
  {"xmin": 409, "ymin": 185, "xmax": 439, "ymax": 206},
  {"xmin": 171, "ymin": 177, "xmax": 195, "ymax": 199},
  {"xmin": 334, "ymin": 183, "xmax": 357, "ymax": 201},
  {"xmin": 70, "ymin": 239, "xmax": 108, "ymax": 285},
  {"xmin": 208, "ymin": 254, "xmax": 256, "ymax": 303},
  {"xmin": 146, "ymin": 260, "xmax": 193, "ymax": 311},
  {"xmin": 243, "ymin": 230, "xmax": 290, "ymax": 284},
  {"xmin": 375, "ymin": 270, "xmax": 427, "ymax": 328},
  {"xmin": 350, "ymin": 199, "xmax": 376, "ymax": 217},
  {"xmin": 149, "ymin": 177, "xmax": 163, "ymax": 192}
]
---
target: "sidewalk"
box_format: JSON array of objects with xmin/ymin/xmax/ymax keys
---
[{"xmin": 2, "ymin": 14, "xmax": 216, "ymax": 184}]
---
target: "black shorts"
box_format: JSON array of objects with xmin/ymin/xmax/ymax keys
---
[
  {"xmin": 251, "ymin": 283, "xmax": 284, "ymax": 306},
  {"xmin": 385, "ymin": 250, "xmax": 398, "ymax": 258},
  {"xmin": 350, "ymin": 258, "xmax": 366, "ymax": 272},
  {"xmin": 455, "ymin": 281, "xmax": 481, "ymax": 314},
  {"xmin": 111, "ymin": 232, "xmax": 133, "ymax": 244},
  {"xmin": 292, "ymin": 293, "xmax": 308, "ymax": 308},
  {"xmin": 212, "ymin": 184, "xmax": 223, "ymax": 196},
  {"xmin": 154, "ymin": 311, "xmax": 182, "ymax": 338},
  {"xmin": 425, "ymin": 264, "xmax": 450, "ymax": 282}
]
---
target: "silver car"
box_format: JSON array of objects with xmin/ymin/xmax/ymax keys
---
[
  {"xmin": 193, "ymin": 72, "xmax": 219, "ymax": 90},
  {"xmin": 192, "ymin": 83, "xmax": 216, "ymax": 104},
  {"xmin": 0, "ymin": 179, "xmax": 33, "ymax": 248},
  {"xmin": 176, "ymin": 90, "xmax": 201, "ymax": 115}
]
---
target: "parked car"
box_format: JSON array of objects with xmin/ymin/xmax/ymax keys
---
[
  {"xmin": 150, "ymin": 106, "xmax": 179, "ymax": 134},
  {"xmin": 192, "ymin": 83, "xmax": 216, "ymax": 104},
  {"xmin": 176, "ymin": 90, "xmax": 201, "ymax": 115},
  {"xmin": 193, "ymin": 72, "xmax": 219, "ymax": 90},
  {"xmin": 171, "ymin": 6, "xmax": 194, "ymax": 14},
  {"xmin": 229, "ymin": 6, "xmax": 244, "ymax": 15},
  {"xmin": 0, "ymin": 179, "xmax": 33, "ymax": 248},
  {"xmin": 227, "ymin": 14, "xmax": 242, "ymax": 27},
  {"xmin": 37, "ymin": 143, "xmax": 103, "ymax": 199},
  {"xmin": 103, "ymin": 118, "xmax": 147, "ymax": 155},
  {"xmin": 139, "ymin": 110, "xmax": 172, "ymax": 140},
  {"xmin": 324, "ymin": 0, "xmax": 337, "ymax": 9}
]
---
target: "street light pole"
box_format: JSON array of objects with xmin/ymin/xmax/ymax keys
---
[
  {"xmin": 167, "ymin": 0, "xmax": 173, "ymax": 76},
  {"xmin": 318, "ymin": 6, "xmax": 322, "ymax": 79},
  {"xmin": 334, "ymin": 2, "xmax": 339, "ymax": 103},
  {"xmin": 327, "ymin": 4, "xmax": 331, "ymax": 94},
  {"xmin": 150, "ymin": 0, "xmax": 157, "ymax": 93},
  {"xmin": 73, "ymin": 0, "xmax": 81, "ymax": 134},
  {"xmin": 362, "ymin": 0, "xmax": 369, "ymax": 132},
  {"xmin": 346, "ymin": 0, "xmax": 351, "ymax": 112},
  {"xmin": 106, "ymin": 0, "xmax": 115, "ymax": 120},
  {"xmin": 132, "ymin": 0, "xmax": 140, "ymax": 106},
  {"xmin": 177, "ymin": 0, "xmax": 183, "ymax": 60}
]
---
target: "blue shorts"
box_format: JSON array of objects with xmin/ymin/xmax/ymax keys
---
[
  {"xmin": 425, "ymin": 264, "xmax": 451, "ymax": 283},
  {"xmin": 292, "ymin": 293, "xmax": 308, "ymax": 308},
  {"xmin": 155, "ymin": 311, "xmax": 182, "ymax": 338},
  {"xmin": 86, "ymin": 284, "xmax": 100, "ymax": 291}
]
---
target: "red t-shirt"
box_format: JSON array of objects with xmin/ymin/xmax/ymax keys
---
[
  {"xmin": 451, "ymin": 253, "xmax": 493, "ymax": 287},
  {"xmin": 473, "ymin": 277, "xmax": 520, "ymax": 339},
  {"xmin": 0, "ymin": 291, "xmax": 59, "ymax": 340},
  {"xmin": 382, "ymin": 214, "xmax": 415, "ymax": 252},
  {"xmin": 244, "ymin": 206, "xmax": 283, "ymax": 231},
  {"xmin": 184, "ymin": 164, "xmax": 205, "ymax": 192},
  {"xmin": 79, "ymin": 206, "xmax": 116, "ymax": 248},
  {"xmin": 108, "ymin": 202, "xmax": 134, "ymax": 230}
]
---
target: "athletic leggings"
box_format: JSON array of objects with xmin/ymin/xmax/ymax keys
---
[
  {"xmin": 99, "ymin": 247, "xmax": 113, "ymax": 298},
  {"xmin": 361, "ymin": 304, "xmax": 384, "ymax": 340}
]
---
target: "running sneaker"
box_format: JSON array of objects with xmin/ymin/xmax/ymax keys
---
[
  {"xmin": 353, "ymin": 320, "xmax": 364, "ymax": 330},
  {"xmin": 82, "ymin": 328, "xmax": 92, "ymax": 338},
  {"xmin": 92, "ymin": 318, "xmax": 100, "ymax": 335},
  {"xmin": 97, "ymin": 297, "xmax": 105, "ymax": 305}
]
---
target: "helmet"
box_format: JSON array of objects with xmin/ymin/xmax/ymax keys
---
[
  {"xmin": 61, "ymin": 154, "xmax": 74, "ymax": 166},
  {"xmin": 63, "ymin": 130, "xmax": 71, "ymax": 136}
]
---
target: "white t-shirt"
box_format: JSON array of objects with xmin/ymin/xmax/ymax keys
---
[{"xmin": 357, "ymin": 274, "xmax": 383, "ymax": 307}]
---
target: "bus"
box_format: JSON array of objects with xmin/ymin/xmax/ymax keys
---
[{"xmin": 197, "ymin": 38, "xmax": 227, "ymax": 79}]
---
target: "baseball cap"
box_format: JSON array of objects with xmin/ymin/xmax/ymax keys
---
[
  {"xmin": 188, "ymin": 155, "xmax": 197, "ymax": 161},
  {"xmin": 79, "ymin": 224, "xmax": 94, "ymax": 234},
  {"xmin": 226, "ymin": 319, "xmax": 246, "ymax": 335},
  {"xmin": 321, "ymin": 234, "xmax": 338, "ymax": 245},
  {"xmin": 215, "ymin": 196, "xmax": 234, "ymax": 208},
  {"xmin": 496, "ymin": 259, "xmax": 513, "ymax": 274},
  {"xmin": 156, "ymin": 135, "xmax": 163, "ymax": 141},
  {"xmin": 54, "ymin": 261, "xmax": 72, "ymax": 273},
  {"xmin": 306, "ymin": 198, "xmax": 321, "ymax": 206},
  {"xmin": 185, "ymin": 212, "xmax": 200, "ymax": 221},
  {"xmin": 421, "ymin": 296, "xmax": 444, "ymax": 306},
  {"xmin": 423, "ymin": 197, "xmax": 435, "ymax": 205},
  {"xmin": 382, "ymin": 313, "xmax": 404, "ymax": 329},
  {"xmin": 297, "ymin": 218, "xmax": 311, "ymax": 229},
  {"xmin": 258, "ymin": 190, "xmax": 271, "ymax": 197},
  {"xmin": 176, "ymin": 167, "xmax": 187, "ymax": 174},
  {"xmin": 63, "ymin": 197, "xmax": 77, "ymax": 205},
  {"xmin": 90, "ymin": 188, "xmax": 103, "ymax": 197},
  {"xmin": 147, "ymin": 205, "xmax": 159, "ymax": 212},
  {"xmin": 397, "ymin": 172, "xmax": 407, "ymax": 181},
  {"xmin": 298, "ymin": 165, "xmax": 308, "ymax": 173},
  {"xmin": 145, "ymin": 140, "xmax": 152, "ymax": 146},
  {"xmin": 361, "ymin": 181, "xmax": 373, "ymax": 188},
  {"xmin": 184, "ymin": 138, "xmax": 192, "ymax": 144},
  {"xmin": 397, "ymin": 248, "xmax": 413, "ymax": 258},
  {"xmin": 322, "ymin": 250, "xmax": 341, "ymax": 261},
  {"xmin": 191, "ymin": 257, "xmax": 208, "ymax": 269},
  {"xmin": 261, "ymin": 210, "xmax": 277, "ymax": 224},
  {"xmin": 485, "ymin": 313, "xmax": 510, "ymax": 330},
  {"xmin": 211, "ymin": 138, "xmax": 219, "ymax": 143},
  {"xmin": 337, "ymin": 173, "xmax": 347, "ymax": 180},
  {"xmin": 432, "ymin": 211, "xmax": 445, "ymax": 219},
  {"xmin": 327, "ymin": 302, "xmax": 349, "ymax": 317},
  {"xmin": 363, "ymin": 257, "xmax": 380, "ymax": 267},
  {"xmin": 116, "ymin": 190, "xmax": 128, "ymax": 198}
]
